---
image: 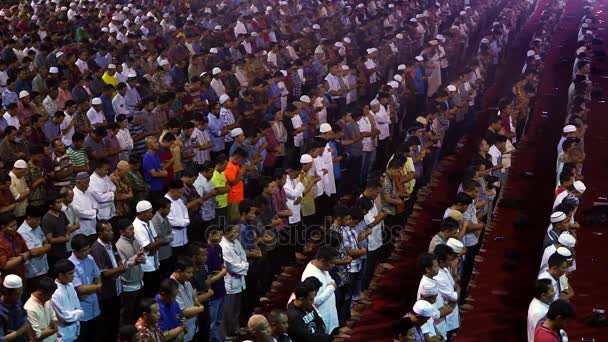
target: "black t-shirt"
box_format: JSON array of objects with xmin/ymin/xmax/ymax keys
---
[
  {"xmin": 190, "ymin": 264, "xmax": 209, "ymax": 293},
  {"xmin": 40, "ymin": 211, "xmax": 69, "ymax": 259}
]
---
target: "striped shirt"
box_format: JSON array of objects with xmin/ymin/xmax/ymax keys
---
[{"xmin": 66, "ymin": 146, "xmax": 89, "ymax": 185}]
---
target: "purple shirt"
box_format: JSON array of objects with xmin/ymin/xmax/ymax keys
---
[{"xmin": 206, "ymin": 244, "xmax": 226, "ymax": 299}]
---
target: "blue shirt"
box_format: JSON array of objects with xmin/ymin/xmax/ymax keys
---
[
  {"xmin": 2, "ymin": 90, "xmax": 18, "ymax": 109},
  {"xmin": 0, "ymin": 300, "xmax": 27, "ymax": 342},
  {"xmin": 207, "ymin": 113, "xmax": 226, "ymax": 152},
  {"xmin": 68, "ymin": 254, "xmax": 101, "ymax": 321},
  {"xmin": 100, "ymin": 94, "xmax": 116, "ymax": 122},
  {"xmin": 239, "ymin": 222, "xmax": 257, "ymax": 250},
  {"xmin": 414, "ymin": 67, "xmax": 426, "ymax": 94},
  {"xmin": 328, "ymin": 140, "xmax": 341, "ymax": 180},
  {"xmin": 143, "ymin": 151, "xmax": 165, "ymax": 191},
  {"xmin": 155, "ymin": 295, "xmax": 184, "ymax": 334}
]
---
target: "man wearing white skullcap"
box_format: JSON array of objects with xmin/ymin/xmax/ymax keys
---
[
  {"xmin": 552, "ymin": 180, "xmax": 585, "ymax": 211},
  {"xmin": 557, "ymin": 125, "xmax": 578, "ymax": 156},
  {"xmin": 417, "ymin": 281, "xmax": 448, "ymax": 339},
  {"xmin": 540, "ymin": 232, "xmax": 576, "ymax": 275},
  {"xmin": 0, "ymin": 274, "xmax": 28, "ymax": 341},
  {"xmin": 543, "ymin": 211, "xmax": 570, "ymax": 250},
  {"xmin": 405, "ymin": 300, "xmax": 434, "ymax": 341},
  {"xmin": 538, "ymin": 252, "xmax": 572, "ymax": 302},
  {"xmin": 132, "ymin": 200, "xmax": 161, "ymax": 298}
]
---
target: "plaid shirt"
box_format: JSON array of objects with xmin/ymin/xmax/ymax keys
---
[{"xmin": 341, "ymin": 226, "xmax": 362, "ymax": 273}]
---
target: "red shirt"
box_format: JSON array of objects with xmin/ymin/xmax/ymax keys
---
[
  {"xmin": 534, "ymin": 323, "xmax": 560, "ymax": 342},
  {"xmin": 224, "ymin": 162, "xmax": 244, "ymax": 203},
  {"xmin": 554, "ymin": 186, "xmax": 567, "ymax": 200},
  {"xmin": 0, "ymin": 232, "xmax": 28, "ymax": 278}
]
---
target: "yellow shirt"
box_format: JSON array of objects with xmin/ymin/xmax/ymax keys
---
[
  {"xmin": 299, "ymin": 173, "xmax": 316, "ymax": 217},
  {"xmin": 102, "ymin": 72, "xmax": 118, "ymax": 87}
]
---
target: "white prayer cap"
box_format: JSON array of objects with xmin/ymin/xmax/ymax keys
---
[
  {"xmin": 60, "ymin": 6, "xmax": 68, "ymax": 11},
  {"xmin": 388, "ymin": 4, "xmax": 395, "ymax": 8},
  {"xmin": 128, "ymin": 72, "xmax": 137, "ymax": 78},
  {"xmin": 460, "ymin": 10, "xmax": 466, "ymax": 15},
  {"xmin": 251, "ymin": 32, "xmax": 258, "ymax": 37},
  {"xmin": 388, "ymin": 81, "xmax": 399, "ymax": 89},
  {"xmin": 13, "ymin": 159, "xmax": 27, "ymax": 169},
  {"xmin": 481, "ymin": 38, "xmax": 490, "ymax": 43},
  {"xmin": 209, "ymin": 48, "xmax": 218, "ymax": 54},
  {"xmin": 573, "ymin": 180, "xmax": 586, "ymax": 193},
  {"xmin": 266, "ymin": 6, "xmax": 272, "ymax": 11},
  {"xmin": 370, "ymin": 99, "xmax": 380, "ymax": 106},
  {"xmin": 279, "ymin": 1, "xmax": 288, "ymax": 4},
  {"xmin": 582, "ymin": 23, "xmax": 589, "ymax": 28},
  {"xmin": 312, "ymin": 24, "xmax": 320, "ymax": 30},
  {"xmin": 111, "ymin": 15, "xmax": 120, "ymax": 21},
  {"xmin": 219, "ymin": 94, "xmax": 230, "ymax": 104},
  {"xmin": 261, "ymin": 50, "xmax": 268, "ymax": 56},
  {"xmin": 300, "ymin": 154, "xmax": 313, "ymax": 164},
  {"xmin": 320, "ymin": 123, "xmax": 332, "ymax": 133},
  {"xmin": 558, "ymin": 233, "xmax": 576, "ymax": 248},
  {"xmin": 91, "ymin": 97, "xmax": 102, "ymax": 105},
  {"xmin": 212, "ymin": 67, "xmax": 222, "ymax": 76},
  {"xmin": 493, "ymin": 21, "xmax": 501, "ymax": 26},
  {"xmin": 576, "ymin": 46, "xmax": 587, "ymax": 55},
  {"xmin": 334, "ymin": 42, "xmax": 344, "ymax": 48},
  {"xmin": 436, "ymin": 34, "xmax": 446, "ymax": 42},
  {"xmin": 299, "ymin": 95, "xmax": 311, "ymax": 104},
  {"xmin": 396, "ymin": 33, "xmax": 404, "ymax": 39},
  {"xmin": 563, "ymin": 125, "xmax": 577, "ymax": 133},
  {"xmin": 419, "ymin": 281, "xmax": 438, "ymax": 296},
  {"xmin": 429, "ymin": 40, "xmax": 438, "ymax": 46},
  {"xmin": 556, "ymin": 247, "xmax": 572, "ymax": 258},
  {"xmin": 416, "ymin": 14, "xmax": 423, "ymax": 19},
  {"xmin": 416, "ymin": 116, "xmax": 428, "ymax": 125},
  {"xmin": 534, "ymin": 55, "xmax": 541, "ymax": 60},
  {"xmin": 159, "ymin": 59, "xmax": 169, "ymax": 67},
  {"xmin": 49, "ymin": 67, "xmax": 59, "ymax": 74},
  {"xmin": 3, "ymin": 274, "xmax": 23, "ymax": 289},
  {"xmin": 410, "ymin": 18, "xmax": 418, "ymax": 23},
  {"xmin": 446, "ymin": 238, "xmax": 464, "ymax": 253},
  {"xmin": 280, "ymin": 70, "xmax": 288, "ymax": 76},
  {"xmin": 163, "ymin": 13, "xmax": 170, "ymax": 18},
  {"xmin": 526, "ymin": 50, "xmax": 536, "ymax": 57},
  {"xmin": 230, "ymin": 128, "xmax": 244, "ymax": 137},
  {"xmin": 394, "ymin": 74, "xmax": 403, "ymax": 82},
  {"xmin": 116, "ymin": 4, "xmax": 122, "ymax": 8},
  {"xmin": 101, "ymin": 27, "xmax": 109, "ymax": 32},
  {"xmin": 357, "ymin": 3, "xmax": 364, "ymax": 8},
  {"xmin": 585, "ymin": 30, "xmax": 593, "ymax": 35},
  {"xmin": 19, "ymin": 90, "xmax": 30, "ymax": 99},
  {"xmin": 136, "ymin": 200, "xmax": 153, "ymax": 213},
  {"xmin": 341, "ymin": 65, "xmax": 350, "ymax": 71},
  {"xmin": 31, "ymin": 15, "xmax": 38, "ymax": 20},
  {"xmin": 56, "ymin": 51, "xmax": 64, "ymax": 58},
  {"xmin": 343, "ymin": 37, "xmax": 351, "ymax": 44},
  {"xmin": 368, "ymin": 48, "xmax": 378, "ymax": 54},
  {"xmin": 415, "ymin": 55, "xmax": 424, "ymax": 62},
  {"xmin": 199, "ymin": 71, "xmax": 207, "ymax": 77},
  {"xmin": 465, "ymin": 6, "xmax": 472, "ymax": 9},
  {"xmin": 447, "ymin": 84, "xmax": 457, "ymax": 92},
  {"xmin": 108, "ymin": 64, "xmax": 116, "ymax": 69},
  {"xmin": 214, "ymin": 25, "xmax": 222, "ymax": 30},
  {"xmin": 413, "ymin": 300, "xmax": 434, "ymax": 317},
  {"xmin": 397, "ymin": 64, "xmax": 407, "ymax": 71},
  {"xmin": 550, "ymin": 211, "xmax": 567, "ymax": 223}
]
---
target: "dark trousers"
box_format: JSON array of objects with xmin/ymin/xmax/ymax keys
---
[
  {"xmin": 159, "ymin": 256, "xmax": 175, "ymax": 280},
  {"xmin": 99, "ymin": 295, "xmax": 120, "ymax": 341},
  {"xmin": 195, "ymin": 304, "xmax": 211, "ymax": 342},
  {"xmin": 120, "ymin": 289, "xmax": 141, "ymax": 325},
  {"xmin": 77, "ymin": 317, "xmax": 99, "ymax": 342},
  {"xmin": 362, "ymin": 248, "xmax": 382, "ymax": 290},
  {"xmin": 223, "ymin": 293, "xmax": 241, "ymax": 337},
  {"xmin": 142, "ymin": 270, "xmax": 161, "ymax": 298},
  {"xmin": 460, "ymin": 243, "xmax": 480, "ymax": 303},
  {"xmin": 335, "ymin": 283, "xmax": 352, "ymax": 326}
]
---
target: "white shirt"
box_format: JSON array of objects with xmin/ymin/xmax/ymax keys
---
[
  {"xmin": 363, "ymin": 195, "xmax": 383, "ymax": 251},
  {"xmin": 291, "ymin": 114, "xmax": 304, "ymax": 147},
  {"xmin": 539, "ymin": 244, "xmax": 558, "ymax": 275},
  {"xmin": 133, "ymin": 217, "xmax": 159, "ymax": 272},
  {"xmin": 538, "ymin": 271, "xmax": 560, "ymax": 302},
  {"xmin": 321, "ymin": 142, "xmax": 336, "ymax": 196},
  {"xmin": 488, "ymin": 145, "xmax": 502, "ymax": 167},
  {"xmin": 417, "ymin": 275, "xmax": 446, "ymax": 338},
  {"xmin": 75, "ymin": 59, "xmax": 89, "ymax": 74},
  {"xmin": 24, "ymin": 296, "xmax": 58, "ymax": 342},
  {"xmin": 51, "ymin": 281, "xmax": 83, "ymax": 342},
  {"xmin": 165, "ymin": 194, "xmax": 189, "ymax": 247},
  {"xmin": 116, "ymin": 127, "xmax": 134, "ymax": 152},
  {"xmin": 60, "ymin": 113, "xmax": 75, "ymax": 146},
  {"xmin": 374, "ymin": 106, "xmax": 390, "ymax": 140},
  {"xmin": 86, "ymin": 107, "xmax": 105, "ymax": 126},
  {"xmin": 435, "ymin": 267, "xmax": 459, "ymax": 331},
  {"xmin": 311, "ymin": 156, "xmax": 325, "ymax": 197},
  {"xmin": 527, "ymin": 298, "xmax": 549, "ymax": 342},
  {"xmin": 192, "ymin": 127, "xmax": 211, "ymax": 164},
  {"xmin": 3, "ymin": 112, "xmax": 20, "ymax": 129},
  {"xmin": 88, "ymin": 172, "xmax": 116, "ymax": 220},
  {"xmin": 219, "ymin": 236, "xmax": 249, "ymax": 294},
  {"xmin": 284, "ymin": 176, "xmax": 305, "ymax": 224},
  {"xmin": 72, "ymin": 187, "xmax": 98, "ymax": 236},
  {"xmin": 298, "ymin": 262, "xmax": 339, "ymax": 334},
  {"xmin": 112, "ymin": 94, "xmax": 128, "ymax": 116},
  {"xmin": 357, "ymin": 116, "xmax": 373, "ymax": 152},
  {"xmin": 210, "ymin": 78, "xmax": 226, "ymax": 97}
]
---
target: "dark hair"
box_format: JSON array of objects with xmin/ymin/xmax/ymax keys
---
[
  {"xmin": 333, "ymin": 205, "xmax": 350, "ymax": 219},
  {"xmin": 547, "ymin": 253, "xmax": 567, "ymax": 269},
  {"xmin": 158, "ymin": 278, "xmax": 179, "ymax": 295},
  {"xmin": 454, "ymin": 192, "xmax": 473, "ymax": 205},
  {"xmin": 174, "ymin": 256, "xmax": 194, "ymax": 272},
  {"xmin": 231, "ymin": 147, "xmax": 247, "ymax": 159},
  {"xmin": 155, "ymin": 197, "xmax": 172, "ymax": 210},
  {"xmin": 214, "ymin": 154, "xmax": 227, "ymax": 165},
  {"xmin": 26, "ymin": 206, "xmax": 44, "ymax": 219},
  {"xmin": 553, "ymin": 202, "xmax": 575, "ymax": 215},
  {"xmin": 462, "ymin": 179, "xmax": 480, "ymax": 192},
  {"xmin": 37, "ymin": 276, "xmax": 58, "ymax": 294},
  {"xmin": 439, "ymin": 217, "xmax": 460, "ymax": 232},
  {"xmin": 546, "ymin": 299, "xmax": 575, "ymax": 320},
  {"xmin": 559, "ymin": 170, "xmax": 573, "ymax": 184},
  {"xmin": 268, "ymin": 309, "xmax": 286, "ymax": 323},
  {"xmin": 316, "ymin": 245, "xmax": 339, "ymax": 261},
  {"xmin": 139, "ymin": 297, "xmax": 158, "ymax": 315},
  {"xmin": 0, "ymin": 213, "xmax": 16, "ymax": 227},
  {"xmin": 96, "ymin": 219, "xmax": 111, "ymax": 234},
  {"xmin": 118, "ymin": 325, "xmax": 138, "ymax": 342},
  {"xmin": 54, "ymin": 259, "xmax": 75, "ymax": 276},
  {"xmin": 238, "ymin": 199, "xmax": 255, "ymax": 216},
  {"xmin": 70, "ymin": 234, "xmax": 90, "ymax": 251},
  {"xmin": 534, "ymin": 278, "xmax": 553, "ymax": 299},
  {"xmin": 72, "ymin": 132, "xmax": 85, "ymax": 142},
  {"xmin": 417, "ymin": 253, "xmax": 437, "ymax": 272},
  {"xmin": 433, "ymin": 244, "xmax": 456, "ymax": 263},
  {"xmin": 187, "ymin": 241, "xmax": 206, "ymax": 257},
  {"xmin": 294, "ymin": 280, "xmax": 315, "ymax": 299}
]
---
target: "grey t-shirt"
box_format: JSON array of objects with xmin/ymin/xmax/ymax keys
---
[{"xmin": 344, "ymin": 121, "xmax": 363, "ymax": 157}]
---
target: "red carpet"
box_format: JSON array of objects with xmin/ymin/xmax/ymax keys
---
[
  {"xmin": 565, "ymin": 1, "xmax": 608, "ymax": 340},
  {"xmin": 456, "ymin": 0, "xmax": 585, "ymax": 340}
]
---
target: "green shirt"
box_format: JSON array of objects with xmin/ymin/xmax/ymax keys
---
[
  {"xmin": 211, "ymin": 170, "xmax": 228, "ymax": 208},
  {"xmin": 66, "ymin": 146, "xmax": 89, "ymax": 185}
]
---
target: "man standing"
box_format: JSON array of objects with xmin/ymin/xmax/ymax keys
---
[
  {"xmin": 42, "ymin": 195, "xmax": 80, "ymax": 273},
  {"xmin": 165, "ymin": 180, "xmax": 190, "ymax": 257},
  {"xmin": 132, "ymin": 201, "xmax": 162, "ymax": 298},
  {"xmin": 23, "ymin": 276, "xmax": 58, "ymax": 342},
  {"xmin": 9, "ymin": 160, "xmax": 29, "ymax": 221},
  {"xmin": 51, "ymin": 259, "xmax": 84, "ymax": 342},
  {"xmin": 0, "ymin": 275, "xmax": 28, "ymax": 342},
  {"xmin": 170, "ymin": 257, "xmax": 206, "ymax": 342},
  {"xmin": 538, "ymin": 253, "xmax": 571, "ymax": 302},
  {"xmin": 534, "ymin": 300, "xmax": 575, "ymax": 342},
  {"xmin": 404, "ymin": 300, "xmax": 435, "ymax": 342},
  {"xmin": 17, "ymin": 206, "xmax": 50, "ymax": 296},
  {"xmin": 527, "ymin": 279, "xmax": 555, "ymax": 342},
  {"xmin": 543, "ymin": 211, "xmax": 570, "ymax": 250},
  {"xmin": 150, "ymin": 198, "xmax": 174, "ymax": 280},
  {"xmin": 286, "ymin": 280, "xmax": 331, "ymax": 341},
  {"xmin": 88, "ymin": 160, "xmax": 116, "ymax": 223},
  {"xmin": 142, "ymin": 136, "xmax": 168, "ymax": 202}
]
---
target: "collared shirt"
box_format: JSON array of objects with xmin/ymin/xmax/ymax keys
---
[
  {"xmin": 155, "ymin": 295, "xmax": 184, "ymax": 334},
  {"xmin": 51, "ymin": 281, "xmax": 83, "ymax": 342},
  {"xmin": 142, "ymin": 151, "xmax": 165, "ymax": 192},
  {"xmin": 0, "ymin": 299, "xmax": 27, "ymax": 342},
  {"xmin": 115, "ymin": 236, "xmax": 143, "ymax": 292},
  {"xmin": 86, "ymin": 107, "xmax": 105, "ymax": 127},
  {"xmin": 527, "ymin": 298, "xmax": 550, "ymax": 342},
  {"xmin": 151, "ymin": 212, "xmax": 173, "ymax": 262},
  {"xmin": 462, "ymin": 203, "xmax": 479, "ymax": 247},
  {"xmin": 342, "ymin": 226, "xmax": 362, "ymax": 272},
  {"xmin": 194, "ymin": 174, "xmax": 216, "ymax": 221},
  {"xmin": 61, "ymin": 204, "xmax": 79, "ymax": 252},
  {"xmin": 219, "ymin": 236, "xmax": 249, "ymax": 294},
  {"xmin": 17, "ymin": 221, "xmax": 49, "ymax": 278},
  {"xmin": 68, "ymin": 254, "xmax": 101, "ymax": 322},
  {"xmin": 207, "ymin": 113, "xmax": 226, "ymax": 152},
  {"xmin": 90, "ymin": 239, "xmax": 122, "ymax": 299},
  {"xmin": 170, "ymin": 276, "xmax": 197, "ymax": 341},
  {"xmin": 211, "ymin": 170, "xmax": 228, "ymax": 208},
  {"xmin": 88, "ymin": 172, "xmax": 116, "ymax": 220},
  {"xmin": 533, "ymin": 322, "xmax": 560, "ymax": 342},
  {"xmin": 538, "ymin": 271, "xmax": 560, "ymax": 302},
  {"xmin": 219, "ymin": 107, "xmax": 235, "ymax": 142},
  {"xmin": 71, "ymin": 187, "xmax": 97, "ymax": 236},
  {"xmin": 133, "ymin": 217, "xmax": 159, "ymax": 273},
  {"xmin": 60, "ymin": 113, "xmax": 75, "ymax": 146},
  {"xmin": 165, "ymin": 194, "xmax": 189, "ymax": 248},
  {"xmin": 24, "ymin": 295, "xmax": 58, "ymax": 342}
]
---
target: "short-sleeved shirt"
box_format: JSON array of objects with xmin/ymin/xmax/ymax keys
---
[
  {"xmin": 155, "ymin": 295, "xmax": 184, "ymax": 334},
  {"xmin": 143, "ymin": 151, "xmax": 165, "ymax": 192},
  {"xmin": 41, "ymin": 212, "xmax": 69, "ymax": 259},
  {"xmin": 206, "ymin": 244, "xmax": 226, "ymax": 300},
  {"xmin": 17, "ymin": 222, "xmax": 49, "ymax": 279},
  {"xmin": 533, "ymin": 322, "xmax": 560, "ymax": 342},
  {"xmin": 211, "ymin": 170, "xmax": 228, "ymax": 208},
  {"xmin": 68, "ymin": 254, "xmax": 101, "ymax": 321},
  {"xmin": 224, "ymin": 162, "xmax": 244, "ymax": 204},
  {"xmin": 343, "ymin": 121, "xmax": 363, "ymax": 157},
  {"xmin": 0, "ymin": 232, "xmax": 28, "ymax": 277}
]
